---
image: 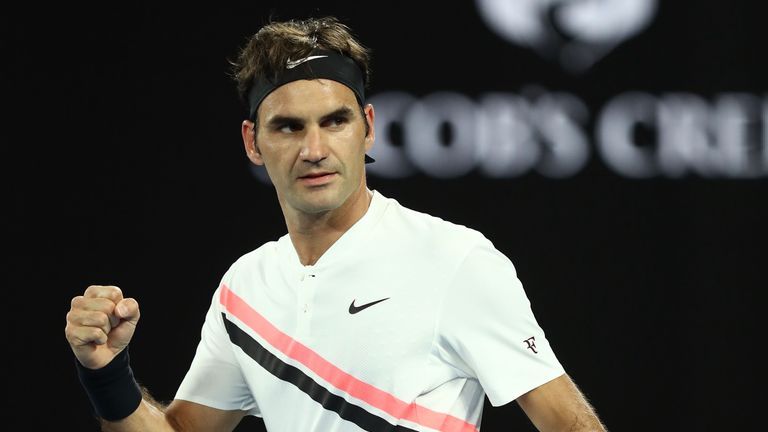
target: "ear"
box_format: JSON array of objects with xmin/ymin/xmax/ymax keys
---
[
  {"xmin": 363, "ymin": 103, "xmax": 375, "ymax": 152},
  {"xmin": 242, "ymin": 120, "xmax": 264, "ymax": 166}
]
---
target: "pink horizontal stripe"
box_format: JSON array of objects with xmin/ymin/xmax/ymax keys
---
[{"xmin": 220, "ymin": 284, "xmax": 478, "ymax": 432}]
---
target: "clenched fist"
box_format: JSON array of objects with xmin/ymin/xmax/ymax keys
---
[{"xmin": 65, "ymin": 285, "xmax": 140, "ymax": 370}]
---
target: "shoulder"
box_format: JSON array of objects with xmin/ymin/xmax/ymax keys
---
[
  {"xmin": 220, "ymin": 238, "xmax": 283, "ymax": 283},
  {"xmin": 376, "ymin": 192, "xmax": 495, "ymax": 262},
  {"xmin": 384, "ymin": 193, "xmax": 489, "ymax": 240}
]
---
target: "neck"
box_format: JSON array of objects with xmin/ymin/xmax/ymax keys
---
[{"xmin": 284, "ymin": 186, "xmax": 373, "ymax": 266}]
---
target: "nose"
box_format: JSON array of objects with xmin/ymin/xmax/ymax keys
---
[{"xmin": 299, "ymin": 126, "xmax": 328, "ymax": 163}]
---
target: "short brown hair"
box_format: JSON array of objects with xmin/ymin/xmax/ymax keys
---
[{"xmin": 231, "ymin": 16, "xmax": 372, "ymax": 104}]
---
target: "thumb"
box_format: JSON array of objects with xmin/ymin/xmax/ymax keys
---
[
  {"xmin": 115, "ymin": 298, "xmax": 140, "ymax": 325},
  {"xmin": 107, "ymin": 298, "xmax": 141, "ymax": 352}
]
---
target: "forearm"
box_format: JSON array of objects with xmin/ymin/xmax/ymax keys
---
[
  {"xmin": 527, "ymin": 405, "xmax": 606, "ymax": 432},
  {"xmin": 558, "ymin": 411, "xmax": 607, "ymax": 432},
  {"xmin": 548, "ymin": 388, "xmax": 607, "ymax": 432},
  {"xmin": 76, "ymin": 350, "xmax": 176, "ymax": 431},
  {"xmin": 518, "ymin": 374, "xmax": 607, "ymax": 432},
  {"xmin": 100, "ymin": 398, "xmax": 177, "ymax": 432}
]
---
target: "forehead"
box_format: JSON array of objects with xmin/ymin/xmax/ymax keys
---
[{"xmin": 258, "ymin": 79, "xmax": 358, "ymax": 120}]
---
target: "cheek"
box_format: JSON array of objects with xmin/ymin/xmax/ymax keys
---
[
  {"xmin": 259, "ymin": 138, "xmax": 291, "ymax": 161},
  {"xmin": 343, "ymin": 128, "xmax": 368, "ymax": 152}
]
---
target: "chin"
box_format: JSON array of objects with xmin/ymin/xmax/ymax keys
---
[
  {"xmin": 287, "ymin": 181, "xmax": 359, "ymax": 214},
  {"xmin": 295, "ymin": 193, "xmax": 345, "ymax": 214}
]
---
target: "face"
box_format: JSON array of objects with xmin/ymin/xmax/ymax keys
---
[{"xmin": 242, "ymin": 79, "xmax": 374, "ymax": 217}]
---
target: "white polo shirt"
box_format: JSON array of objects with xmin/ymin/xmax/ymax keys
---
[{"xmin": 175, "ymin": 191, "xmax": 564, "ymax": 431}]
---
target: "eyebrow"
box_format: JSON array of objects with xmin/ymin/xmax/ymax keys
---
[
  {"xmin": 320, "ymin": 106, "xmax": 355, "ymax": 123},
  {"xmin": 265, "ymin": 106, "xmax": 356, "ymax": 128}
]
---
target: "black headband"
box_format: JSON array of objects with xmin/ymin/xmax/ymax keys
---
[
  {"xmin": 247, "ymin": 49, "xmax": 366, "ymax": 120},
  {"xmin": 246, "ymin": 49, "xmax": 373, "ymax": 163}
]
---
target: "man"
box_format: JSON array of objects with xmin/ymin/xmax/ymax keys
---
[{"xmin": 65, "ymin": 16, "xmax": 607, "ymax": 431}]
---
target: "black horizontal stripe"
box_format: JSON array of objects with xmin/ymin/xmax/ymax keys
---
[{"xmin": 222, "ymin": 314, "xmax": 418, "ymax": 432}]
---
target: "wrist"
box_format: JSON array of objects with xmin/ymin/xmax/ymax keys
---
[{"xmin": 75, "ymin": 347, "xmax": 143, "ymax": 421}]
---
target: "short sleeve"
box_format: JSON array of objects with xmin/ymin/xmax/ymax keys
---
[
  {"xmin": 174, "ymin": 284, "xmax": 259, "ymax": 415},
  {"xmin": 435, "ymin": 238, "xmax": 565, "ymax": 407}
]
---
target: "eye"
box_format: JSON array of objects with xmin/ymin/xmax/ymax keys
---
[
  {"xmin": 277, "ymin": 122, "xmax": 303, "ymax": 133},
  {"xmin": 324, "ymin": 116, "xmax": 349, "ymax": 128}
]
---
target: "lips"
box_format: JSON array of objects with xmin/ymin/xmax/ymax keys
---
[
  {"xmin": 299, "ymin": 171, "xmax": 333, "ymax": 179},
  {"xmin": 297, "ymin": 171, "xmax": 337, "ymax": 185}
]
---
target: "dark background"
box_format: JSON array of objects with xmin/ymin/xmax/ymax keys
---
[{"xmin": 6, "ymin": 1, "xmax": 766, "ymax": 430}]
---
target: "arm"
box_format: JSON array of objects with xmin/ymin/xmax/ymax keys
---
[
  {"xmin": 65, "ymin": 285, "xmax": 246, "ymax": 431},
  {"xmin": 516, "ymin": 374, "xmax": 607, "ymax": 432},
  {"xmin": 99, "ymin": 397, "xmax": 246, "ymax": 432}
]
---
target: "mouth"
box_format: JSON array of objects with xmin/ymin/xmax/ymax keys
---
[{"xmin": 297, "ymin": 171, "xmax": 337, "ymax": 186}]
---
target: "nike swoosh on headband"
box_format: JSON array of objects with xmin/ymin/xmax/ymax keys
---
[{"xmin": 286, "ymin": 55, "xmax": 329, "ymax": 69}]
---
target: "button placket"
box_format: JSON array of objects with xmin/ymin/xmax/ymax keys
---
[{"xmin": 296, "ymin": 271, "xmax": 316, "ymax": 337}]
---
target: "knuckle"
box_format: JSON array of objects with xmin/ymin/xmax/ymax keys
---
[
  {"xmin": 105, "ymin": 285, "xmax": 124, "ymax": 302},
  {"xmin": 89, "ymin": 297, "xmax": 116, "ymax": 312},
  {"xmin": 84, "ymin": 285, "xmax": 123, "ymax": 300},
  {"xmin": 64, "ymin": 323, "xmax": 74, "ymax": 340},
  {"xmin": 93, "ymin": 312, "xmax": 111, "ymax": 329},
  {"xmin": 70, "ymin": 296, "xmax": 84, "ymax": 309}
]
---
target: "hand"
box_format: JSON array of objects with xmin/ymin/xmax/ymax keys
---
[{"xmin": 65, "ymin": 285, "xmax": 140, "ymax": 370}]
